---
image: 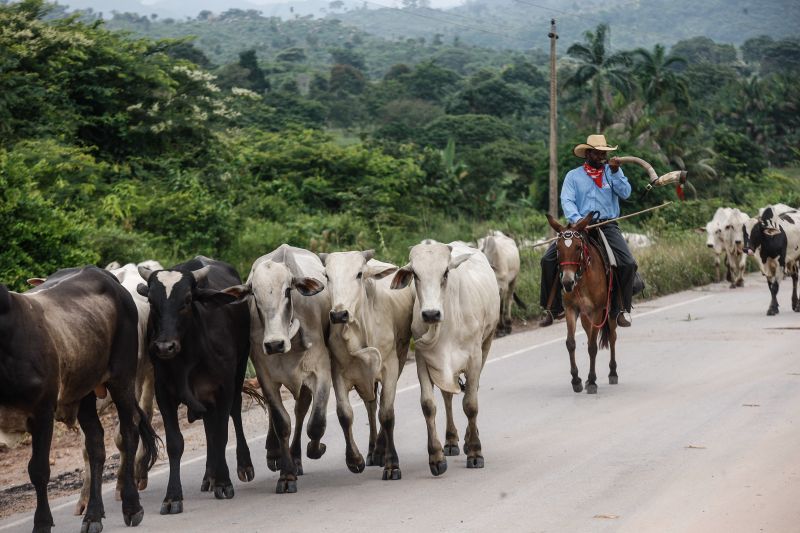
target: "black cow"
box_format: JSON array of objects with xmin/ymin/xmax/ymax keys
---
[
  {"xmin": 743, "ymin": 207, "xmax": 800, "ymax": 315},
  {"xmin": 0, "ymin": 267, "xmax": 157, "ymax": 533},
  {"xmin": 137, "ymin": 256, "xmax": 253, "ymax": 515}
]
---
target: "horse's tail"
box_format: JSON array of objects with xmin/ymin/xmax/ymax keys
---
[{"xmin": 599, "ymin": 317, "xmax": 611, "ymax": 350}]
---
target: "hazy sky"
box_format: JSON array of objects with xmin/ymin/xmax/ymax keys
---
[{"xmin": 138, "ymin": 0, "xmax": 466, "ymax": 5}]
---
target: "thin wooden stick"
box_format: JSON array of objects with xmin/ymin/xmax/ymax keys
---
[{"xmin": 531, "ymin": 201, "xmax": 673, "ymax": 249}]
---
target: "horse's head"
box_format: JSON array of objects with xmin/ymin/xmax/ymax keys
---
[{"xmin": 546, "ymin": 213, "xmax": 593, "ymax": 293}]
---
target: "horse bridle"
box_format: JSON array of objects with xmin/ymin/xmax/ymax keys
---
[{"xmin": 556, "ymin": 229, "xmax": 591, "ymax": 281}]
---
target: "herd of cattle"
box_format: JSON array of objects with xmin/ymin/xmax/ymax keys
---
[
  {"xmin": 0, "ymin": 233, "xmax": 522, "ymax": 533},
  {"xmin": 702, "ymin": 203, "xmax": 800, "ymax": 314}
]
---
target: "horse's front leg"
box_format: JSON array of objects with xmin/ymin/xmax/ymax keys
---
[
  {"xmin": 581, "ymin": 313, "xmax": 599, "ymax": 394},
  {"xmin": 565, "ymin": 307, "xmax": 582, "ymax": 393}
]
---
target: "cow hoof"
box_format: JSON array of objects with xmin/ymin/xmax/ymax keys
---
[
  {"xmin": 466, "ymin": 456, "xmax": 484, "ymax": 469},
  {"xmin": 572, "ymin": 381, "xmax": 583, "ymax": 393},
  {"xmin": 80, "ymin": 520, "xmax": 103, "ymax": 533},
  {"xmin": 495, "ymin": 329, "xmax": 507, "ymax": 338},
  {"xmin": 213, "ymin": 484, "xmax": 234, "ymax": 500},
  {"xmin": 347, "ymin": 455, "xmax": 366, "ymax": 474},
  {"xmin": 382, "ymin": 467, "xmax": 401, "ymax": 480},
  {"xmin": 74, "ymin": 499, "xmax": 88, "ymax": 516},
  {"xmin": 429, "ymin": 459, "xmax": 448, "ymax": 476},
  {"xmin": 307, "ymin": 442, "xmax": 326, "ymax": 460},
  {"xmin": 266, "ymin": 456, "xmax": 281, "ymax": 472},
  {"xmin": 443, "ymin": 443, "xmax": 460, "ymax": 456},
  {"xmin": 136, "ymin": 477, "xmax": 148, "ymax": 491},
  {"xmin": 200, "ymin": 478, "xmax": 211, "ymax": 492},
  {"xmin": 767, "ymin": 307, "xmax": 779, "ymax": 316},
  {"xmin": 294, "ymin": 462, "xmax": 304, "ymax": 476},
  {"xmin": 368, "ymin": 451, "xmax": 384, "ymax": 467},
  {"xmin": 32, "ymin": 526, "xmax": 52, "ymax": 533},
  {"xmin": 123, "ymin": 507, "xmax": 144, "ymax": 527},
  {"xmin": 609, "ymin": 375, "xmax": 618, "ymax": 385},
  {"xmin": 276, "ymin": 478, "xmax": 297, "ymax": 494},
  {"xmin": 160, "ymin": 499, "xmax": 183, "ymax": 515},
  {"xmin": 586, "ymin": 383, "xmax": 598, "ymax": 394},
  {"xmin": 237, "ymin": 465, "xmax": 255, "ymax": 483},
  {"xmin": 736, "ymin": 279, "xmax": 744, "ymax": 287}
]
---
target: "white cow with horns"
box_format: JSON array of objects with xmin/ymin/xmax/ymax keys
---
[{"xmin": 391, "ymin": 241, "xmax": 499, "ymax": 476}]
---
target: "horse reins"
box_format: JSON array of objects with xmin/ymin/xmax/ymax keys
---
[{"xmin": 556, "ymin": 230, "xmax": 614, "ymax": 330}]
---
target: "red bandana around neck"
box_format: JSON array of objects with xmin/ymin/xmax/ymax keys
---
[{"xmin": 583, "ymin": 162, "xmax": 604, "ymax": 188}]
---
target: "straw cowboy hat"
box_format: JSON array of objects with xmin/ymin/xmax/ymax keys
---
[{"xmin": 573, "ymin": 134, "xmax": 618, "ymax": 158}]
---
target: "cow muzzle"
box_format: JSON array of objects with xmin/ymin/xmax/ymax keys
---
[
  {"xmin": 330, "ymin": 309, "xmax": 349, "ymax": 324},
  {"xmin": 421, "ymin": 309, "xmax": 442, "ymax": 323},
  {"xmin": 264, "ymin": 340, "xmax": 287, "ymax": 354},
  {"xmin": 153, "ymin": 340, "xmax": 181, "ymax": 359}
]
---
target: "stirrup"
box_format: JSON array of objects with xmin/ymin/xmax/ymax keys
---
[{"xmin": 538, "ymin": 310, "xmax": 554, "ymax": 327}]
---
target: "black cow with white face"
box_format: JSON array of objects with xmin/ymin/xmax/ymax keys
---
[
  {"xmin": 137, "ymin": 256, "xmax": 253, "ymax": 515},
  {"xmin": 743, "ymin": 207, "xmax": 800, "ymax": 315},
  {"xmin": 0, "ymin": 266, "xmax": 158, "ymax": 533}
]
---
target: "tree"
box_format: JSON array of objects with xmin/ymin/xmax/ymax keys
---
[
  {"xmin": 238, "ymin": 49, "xmax": 269, "ymax": 93},
  {"xmin": 564, "ymin": 24, "xmax": 633, "ymax": 130},
  {"xmin": 632, "ymin": 44, "xmax": 688, "ymax": 108},
  {"xmin": 670, "ymin": 37, "xmax": 736, "ymax": 67}
]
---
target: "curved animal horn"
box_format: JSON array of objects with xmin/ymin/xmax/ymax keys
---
[
  {"xmin": 616, "ymin": 156, "xmax": 688, "ymax": 187},
  {"xmin": 191, "ymin": 266, "xmax": 211, "ymax": 284},
  {"xmin": 138, "ymin": 266, "xmax": 154, "ymax": 281}
]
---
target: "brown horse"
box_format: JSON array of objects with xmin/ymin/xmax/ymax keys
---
[{"xmin": 546, "ymin": 213, "xmax": 618, "ymax": 394}]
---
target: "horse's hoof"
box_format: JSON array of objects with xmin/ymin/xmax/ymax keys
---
[
  {"xmin": 160, "ymin": 499, "xmax": 183, "ymax": 515},
  {"xmin": 307, "ymin": 441, "xmax": 326, "ymax": 459},
  {"xmin": 80, "ymin": 520, "xmax": 103, "ymax": 533},
  {"xmin": 586, "ymin": 383, "xmax": 598, "ymax": 394},
  {"xmin": 276, "ymin": 478, "xmax": 297, "ymax": 494},
  {"xmin": 213, "ymin": 483, "xmax": 234, "ymax": 500},
  {"xmin": 609, "ymin": 375, "xmax": 618, "ymax": 385},
  {"xmin": 382, "ymin": 466, "xmax": 402, "ymax": 480},
  {"xmin": 466, "ymin": 456, "xmax": 484, "ymax": 469},
  {"xmin": 572, "ymin": 381, "xmax": 583, "ymax": 393},
  {"xmin": 429, "ymin": 459, "xmax": 448, "ymax": 476},
  {"xmin": 237, "ymin": 465, "xmax": 255, "ymax": 483},
  {"xmin": 443, "ymin": 443, "xmax": 460, "ymax": 456},
  {"xmin": 123, "ymin": 507, "xmax": 144, "ymax": 527},
  {"xmin": 347, "ymin": 455, "xmax": 365, "ymax": 474}
]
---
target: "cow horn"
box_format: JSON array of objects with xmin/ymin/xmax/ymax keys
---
[
  {"xmin": 362, "ymin": 249, "xmax": 375, "ymax": 262},
  {"xmin": 615, "ymin": 156, "xmax": 688, "ymax": 187},
  {"xmin": 138, "ymin": 266, "xmax": 154, "ymax": 281},
  {"xmin": 191, "ymin": 266, "xmax": 211, "ymax": 284}
]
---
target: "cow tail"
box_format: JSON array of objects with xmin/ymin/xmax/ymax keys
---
[
  {"xmin": 512, "ymin": 292, "xmax": 528, "ymax": 310},
  {"xmin": 599, "ymin": 320, "xmax": 611, "ymax": 350},
  {"xmin": 136, "ymin": 404, "xmax": 161, "ymax": 471}
]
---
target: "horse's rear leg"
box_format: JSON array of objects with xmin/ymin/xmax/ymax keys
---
[
  {"xmin": 608, "ymin": 325, "xmax": 619, "ymax": 385},
  {"xmin": 565, "ymin": 309, "xmax": 582, "ymax": 393}
]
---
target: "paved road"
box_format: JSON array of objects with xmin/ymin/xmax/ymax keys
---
[{"xmin": 3, "ymin": 274, "xmax": 799, "ymax": 533}]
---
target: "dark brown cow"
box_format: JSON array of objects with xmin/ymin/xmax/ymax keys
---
[{"xmin": 0, "ymin": 266, "xmax": 158, "ymax": 533}]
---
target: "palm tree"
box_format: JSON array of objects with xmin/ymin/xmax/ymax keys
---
[
  {"xmin": 632, "ymin": 44, "xmax": 689, "ymax": 109},
  {"xmin": 564, "ymin": 24, "xmax": 633, "ymax": 130}
]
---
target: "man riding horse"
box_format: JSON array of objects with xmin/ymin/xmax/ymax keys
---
[{"xmin": 539, "ymin": 134, "xmax": 638, "ymax": 328}]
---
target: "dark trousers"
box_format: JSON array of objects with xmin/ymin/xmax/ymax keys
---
[{"xmin": 539, "ymin": 222, "xmax": 637, "ymax": 316}]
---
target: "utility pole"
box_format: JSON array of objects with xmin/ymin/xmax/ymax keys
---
[{"xmin": 548, "ymin": 18, "xmax": 558, "ymax": 235}]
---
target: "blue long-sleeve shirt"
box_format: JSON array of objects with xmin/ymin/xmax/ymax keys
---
[{"xmin": 560, "ymin": 164, "xmax": 631, "ymax": 224}]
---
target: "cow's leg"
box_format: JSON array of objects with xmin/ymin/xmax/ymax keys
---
[
  {"xmin": 462, "ymin": 355, "xmax": 484, "ymax": 469},
  {"xmin": 265, "ymin": 413, "xmax": 281, "ymax": 472},
  {"xmin": 565, "ymin": 307, "xmax": 583, "ymax": 393},
  {"xmin": 608, "ymin": 323, "xmax": 619, "ymax": 385},
  {"xmin": 306, "ymin": 377, "xmax": 329, "ymax": 460},
  {"xmin": 134, "ymin": 358, "xmax": 155, "ymax": 490},
  {"xmin": 442, "ymin": 391, "xmax": 459, "ymax": 456},
  {"xmin": 200, "ymin": 411, "xmax": 217, "ymax": 492},
  {"xmin": 209, "ymin": 390, "xmax": 235, "ymax": 500},
  {"xmin": 496, "ymin": 291, "xmax": 508, "ymax": 337},
  {"xmin": 506, "ymin": 279, "xmax": 517, "ymax": 334},
  {"xmin": 106, "ymin": 381, "xmax": 146, "ymax": 527},
  {"xmin": 713, "ymin": 254, "xmax": 721, "ymax": 283},
  {"xmin": 417, "ymin": 356, "xmax": 446, "ymax": 476},
  {"xmin": 231, "ymin": 376, "xmax": 254, "ymax": 483},
  {"xmin": 791, "ymin": 268, "xmax": 799, "ymax": 312},
  {"xmin": 378, "ymin": 359, "xmax": 401, "ymax": 481},
  {"xmin": 155, "ymin": 384, "xmax": 184, "ymax": 515},
  {"xmin": 767, "ymin": 279, "xmax": 780, "ymax": 315},
  {"xmin": 365, "ymin": 383, "xmax": 381, "ymax": 466},
  {"xmin": 77, "ymin": 394, "xmax": 106, "ymax": 533},
  {"xmin": 332, "ymin": 369, "xmax": 365, "ymax": 474},
  {"xmin": 264, "ymin": 383, "xmax": 298, "ymax": 493},
  {"xmin": 290, "ymin": 385, "xmax": 312, "ymax": 475},
  {"xmin": 582, "ymin": 314, "xmax": 599, "ymax": 394},
  {"xmin": 75, "ymin": 431, "xmax": 90, "ymax": 515},
  {"xmin": 29, "ymin": 408, "xmax": 55, "ymax": 533}
]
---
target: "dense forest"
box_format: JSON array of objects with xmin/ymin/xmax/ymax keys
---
[{"xmin": 1, "ymin": 0, "xmax": 799, "ymax": 310}]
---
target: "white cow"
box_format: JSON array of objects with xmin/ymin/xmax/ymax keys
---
[
  {"xmin": 391, "ymin": 242, "xmax": 500, "ymax": 476},
  {"xmin": 702, "ymin": 207, "xmax": 734, "ymax": 282},
  {"xmin": 477, "ymin": 231, "xmax": 523, "ymax": 336},
  {"xmin": 74, "ymin": 260, "xmax": 162, "ymax": 515},
  {"xmin": 721, "ymin": 209, "xmax": 751, "ymax": 288},
  {"xmin": 321, "ymin": 250, "xmax": 413, "ymax": 480},
  {"xmin": 225, "ymin": 244, "xmax": 330, "ymax": 494},
  {"xmin": 622, "ymin": 232, "xmax": 653, "ymax": 250}
]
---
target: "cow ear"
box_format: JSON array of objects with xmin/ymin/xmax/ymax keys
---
[
  {"xmin": 138, "ymin": 266, "xmax": 154, "ymax": 281},
  {"xmin": 195, "ymin": 288, "xmax": 237, "ymax": 306},
  {"xmin": 222, "ymin": 284, "xmax": 251, "ymax": 300},
  {"xmin": 317, "ymin": 253, "xmax": 329, "ymax": 266},
  {"xmin": 365, "ymin": 260, "xmax": 397, "ymax": 280},
  {"xmin": 27, "ymin": 278, "xmax": 46, "ymax": 287},
  {"xmin": 137, "ymin": 283, "xmax": 149, "ymax": 297},
  {"xmin": 448, "ymin": 253, "xmax": 471, "ymax": 270},
  {"xmin": 362, "ymin": 249, "xmax": 375, "ymax": 262},
  {"xmin": 546, "ymin": 213, "xmax": 565, "ymax": 233},
  {"xmin": 293, "ymin": 277, "xmax": 324, "ymax": 297},
  {"xmin": 105, "ymin": 261, "xmax": 121, "ymax": 270},
  {"xmin": 0, "ymin": 285, "xmax": 10, "ymax": 314},
  {"xmin": 390, "ymin": 265, "xmax": 413, "ymax": 290}
]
